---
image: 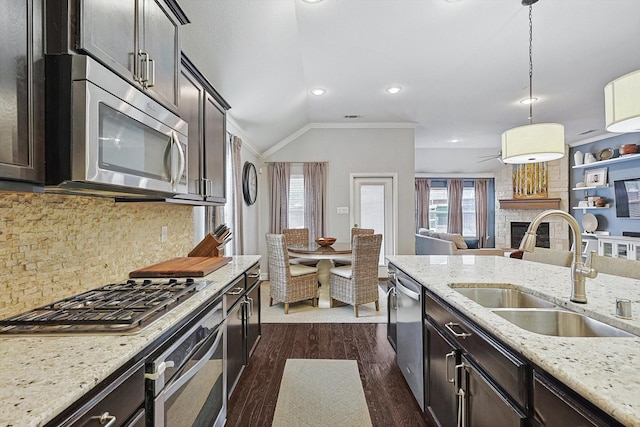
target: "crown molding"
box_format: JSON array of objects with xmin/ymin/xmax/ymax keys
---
[{"xmin": 226, "ymin": 116, "xmax": 260, "ymax": 158}]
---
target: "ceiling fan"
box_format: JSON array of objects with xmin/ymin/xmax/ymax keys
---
[{"xmin": 477, "ymin": 151, "xmax": 505, "ymax": 164}]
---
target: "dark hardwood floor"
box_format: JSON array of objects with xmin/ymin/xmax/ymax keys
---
[{"xmin": 225, "ymin": 323, "xmax": 433, "ymax": 427}]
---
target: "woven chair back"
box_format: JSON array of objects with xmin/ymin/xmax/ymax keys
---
[
  {"xmin": 283, "ymin": 228, "xmax": 310, "ymax": 247},
  {"xmin": 351, "ymin": 234, "xmax": 382, "ymax": 285},
  {"xmin": 265, "ymin": 233, "xmax": 292, "ymax": 284},
  {"xmin": 351, "ymin": 227, "xmax": 374, "ymax": 244}
]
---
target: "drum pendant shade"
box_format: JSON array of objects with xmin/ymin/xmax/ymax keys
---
[
  {"xmin": 605, "ymin": 69, "xmax": 640, "ymax": 133},
  {"xmin": 501, "ymin": 123, "xmax": 565, "ymax": 164}
]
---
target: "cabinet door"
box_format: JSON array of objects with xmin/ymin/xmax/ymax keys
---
[
  {"xmin": 630, "ymin": 243, "xmax": 640, "ymax": 261},
  {"xmin": 245, "ymin": 283, "xmax": 261, "ymax": 362},
  {"xmin": 0, "ymin": 0, "xmax": 44, "ymax": 185},
  {"xmin": 615, "ymin": 242, "xmax": 629, "ymax": 259},
  {"xmin": 226, "ymin": 300, "xmax": 244, "ymax": 399},
  {"xmin": 141, "ymin": 0, "xmax": 180, "ymax": 109},
  {"xmin": 460, "ymin": 356, "xmax": 527, "ymax": 427},
  {"xmin": 179, "ymin": 66, "xmax": 204, "ymax": 196},
  {"xmin": 203, "ymin": 92, "xmax": 227, "ymax": 203},
  {"xmin": 599, "ymin": 240, "xmax": 613, "ymax": 257},
  {"xmin": 79, "ymin": 0, "xmax": 136, "ymax": 80},
  {"xmin": 426, "ymin": 322, "xmax": 458, "ymax": 427},
  {"xmin": 532, "ymin": 372, "xmax": 615, "ymax": 427}
]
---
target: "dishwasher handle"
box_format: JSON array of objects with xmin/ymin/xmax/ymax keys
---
[{"xmin": 395, "ymin": 279, "xmax": 421, "ymax": 301}]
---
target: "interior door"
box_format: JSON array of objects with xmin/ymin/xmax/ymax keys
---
[{"xmin": 351, "ymin": 175, "xmax": 396, "ymax": 265}]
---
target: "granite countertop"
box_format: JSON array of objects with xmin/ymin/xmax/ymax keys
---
[
  {"xmin": 0, "ymin": 255, "xmax": 260, "ymax": 427},
  {"xmin": 387, "ymin": 255, "xmax": 640, "ymax": 426}
]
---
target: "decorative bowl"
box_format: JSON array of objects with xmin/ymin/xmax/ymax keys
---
[
  {"xmin": 620, "ymin": 144, "xmax": 638, "ymax": 155},
  {"xmin": 315, "ymin": 237, "xmax": 336, "ymax": 247}
]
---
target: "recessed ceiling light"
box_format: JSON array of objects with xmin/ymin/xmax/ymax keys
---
[
  {"xmin": 443, "ymin": 0, "xmax": 463, "ymax": 3},
  {"xmin": 311, "ymin": 88, "xmax": 326, "ymax": 96},
  {"xmin": 519, "ymin": 97, "xmax": 538, "ymax": 105},
  {"xmin": 449, "ymin": 139, "xmax": 460, "ymax": 143},
  {"xmin": 386, "ymin": 86, "xmax": 402, "ymax": 94},
  {"xmin": 302, "ymin": 0, "xmax": 323, "ymax": 3}
]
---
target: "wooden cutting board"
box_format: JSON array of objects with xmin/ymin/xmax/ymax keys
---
[{"xmin": 129, "ymin": 256, "xmax": 232, "ymax": 278}]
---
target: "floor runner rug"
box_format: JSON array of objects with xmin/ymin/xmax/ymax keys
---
[{"xmin": 272, "ymin": 359, "xmax": 373, "ymax": 427}]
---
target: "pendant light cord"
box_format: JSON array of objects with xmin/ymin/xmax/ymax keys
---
[{"xmin": 528, "ymin": 5, "xmax": 534, "ymax": 124}]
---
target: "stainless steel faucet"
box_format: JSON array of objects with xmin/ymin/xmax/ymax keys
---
[{"xmin": 520, "ymin": 209, "xmax": 597, "ymax": 303}]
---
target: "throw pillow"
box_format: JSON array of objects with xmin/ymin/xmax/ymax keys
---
[
  {"xmin": 439, "ymin": 232, "xmax": 468, "ymax": 249},
  {"xmin": 418, "ymin": 228, "xmax": 430, "ymax": 236}
]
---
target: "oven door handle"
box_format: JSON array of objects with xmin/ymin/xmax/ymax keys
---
[{"xmin": 163, "ymin": 325, "xmax": 224, "ymax": 398}]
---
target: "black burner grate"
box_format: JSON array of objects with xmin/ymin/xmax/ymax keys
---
[{"xmin": 0, "ymin": 278, "xmax": 206, "ymax": 334}]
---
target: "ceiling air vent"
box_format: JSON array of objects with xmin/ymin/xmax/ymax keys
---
[
  {"xmin": 343, "ymin": 115, "xmax": 361, "ymax": 119},
  {"xmin": 578, "ymin": 129, "xmax": 598, "ymax": 135}
]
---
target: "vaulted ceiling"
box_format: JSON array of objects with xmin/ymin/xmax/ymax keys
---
[{"xmin": 178, "ymin": 0, "xmax": 640, "ymax": 171}]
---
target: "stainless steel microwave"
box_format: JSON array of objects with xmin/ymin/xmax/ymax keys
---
[{"xmin": 45, "ymin": 55, "xmax": 188, "ymax": 197}]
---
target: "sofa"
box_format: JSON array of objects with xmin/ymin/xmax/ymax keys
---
[{"xmin": 415, "ymin": 229, "xmax": 504, "ymax": 256}]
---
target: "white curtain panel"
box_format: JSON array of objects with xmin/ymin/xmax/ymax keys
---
[{"xmin": 230, "ymin": 135, "xmax": 244, "ymax": 254}]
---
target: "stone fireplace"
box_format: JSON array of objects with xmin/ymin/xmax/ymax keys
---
[{"xmin": 494, "ymin": 147, "xmax": 570, "ymax": 251}]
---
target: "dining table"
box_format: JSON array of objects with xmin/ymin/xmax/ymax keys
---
[{"xmin": 287, "ymin": 242, "xmax": 352, "ymax": 287}]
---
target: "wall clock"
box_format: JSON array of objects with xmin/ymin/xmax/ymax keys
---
[{"xmin": 242, "ymin": 161, "xmax": 258, "ymax": 205}]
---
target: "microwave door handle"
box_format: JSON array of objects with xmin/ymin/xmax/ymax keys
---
[
  {"xmin": 163, "ymin": 326, "xmax": 223, "ymax": 398},
  {"xmin": 170, "ymin": 132, "xmax": 185, "ymax": 191}
]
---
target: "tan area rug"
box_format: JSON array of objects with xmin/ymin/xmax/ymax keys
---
[
  {"xmin": 261, "ymin": 281, "xmax": 387, "ymax": 323},
  {"xmin": 272, "ymin": 359, "xmax": 373, "ymax": 427}
]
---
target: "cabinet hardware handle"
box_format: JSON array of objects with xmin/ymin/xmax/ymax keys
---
[
  {"xmin": 247, "ymin": 296, "xmax": 254, "ymax": 318},
  {"xmin": 90, "ymin": 412, "xmax": 117, "ymax": 427},
  {"xmin": 445, "ymin": 322, "xmax": 472, "ymax": 339},
  {"xmin": 227, "ymin": 287, "xmax": 244, "ymax": 296},
  {"xmin": 248, "ymin": 271, "xmax": 261, "ymax": 278},
  {"xmin": 445, "ymin": 351, "xmax": 456, "ymax": 383},
  {"xmin": 137, "ymin": 50, "xmax": 149, "ymax": 83},
  {"xmin": 147, "ymin": 57, "xmax": 156, "ymax": 88}
]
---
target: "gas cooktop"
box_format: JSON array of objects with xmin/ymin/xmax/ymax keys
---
[{"xmin": 0, "ymin": 278, "xmax": 210, "ymax": 335}]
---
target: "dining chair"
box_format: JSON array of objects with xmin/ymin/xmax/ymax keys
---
[
  {"xmin": 265, "ymin": 233, "xmax": 319, "ymax": 314},
  {"xmin": 329, "ymin": 233, "xmax": 382, "ymax": 317},
  {"xmin": 282, "ymin": 228, "xmax": 318, "ymax": 266},
  {"xmin": 591, "ymin": 254, "xmax": 640, "ymax": 280},
  {"xmin": 522, "ymin": 247, "xmax": 573, "ymax": 267},
  {"xmin": 333, "ymin": 227, "xmax": 375, "ymax": 267}
]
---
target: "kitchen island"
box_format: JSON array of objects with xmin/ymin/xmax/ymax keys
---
[
  {"xmin": 0, "ymin": 255, "xmax": 260, "ymax": 427},
  {"xmin": 387, "ymin": 255, "xmax": 640, "ymax": 426}
]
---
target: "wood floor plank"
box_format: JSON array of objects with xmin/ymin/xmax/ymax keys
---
[{"xmin": 225, "ymin": 323, "xmax": 433, "ymax": 427}]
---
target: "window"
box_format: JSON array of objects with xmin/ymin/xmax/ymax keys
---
[
  {"xmin": 288, "ymin": 164, "xmax": 304, "ymax": 228},
  {"xmin": 428, "ymin": 180, "xmax": 477, "ymax": 237}
]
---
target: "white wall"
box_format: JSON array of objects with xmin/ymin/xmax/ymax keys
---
[{"xmin": 258, "ymin": 127, "xmax": 415, "ymax": 270}]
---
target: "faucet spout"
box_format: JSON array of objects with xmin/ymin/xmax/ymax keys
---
[{"xmin": 519, "ymin": 209, "xmax": 597, "ymax": 303}]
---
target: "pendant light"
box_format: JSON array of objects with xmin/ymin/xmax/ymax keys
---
[
  {"xmin": 604, "ymin": 69, "xmax": 640, "ymax": 132},
  {"xmin": 501, "ymin": 0, "xmax": 565, "ymax": 164}
]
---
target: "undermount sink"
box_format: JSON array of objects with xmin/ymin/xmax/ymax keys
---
[
  {"xmin": 493, "ymin": 309, "xmax": 636, "ymax": 338},
  {"xmin": 453, "ymin": 287, "xmax": 556, "ymax": 309}
]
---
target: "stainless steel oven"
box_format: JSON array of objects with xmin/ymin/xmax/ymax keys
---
[
  {"xmin": 145, "ymin": 299, "xmax": 225, "ymax": 427},
  {"xmin": 46, "ymin": 54, "xmax": 188, "ymax": 197}
]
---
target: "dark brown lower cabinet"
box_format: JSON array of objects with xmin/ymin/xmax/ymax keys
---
[
  {"xmin": 426, "ymin": 321, "xmax": 458, "ymax": 427},
  {"xmin": 459, "ymin": 355, "xmax": 527, "ymax": 427},
  {"xmin": 532, "ymin": 371, "xmax": 623, "ymax": 427}
]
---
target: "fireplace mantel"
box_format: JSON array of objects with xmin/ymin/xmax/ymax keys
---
[{"xmin": 499, "ymin": 198, "xmax": 562, "ymax": 210}]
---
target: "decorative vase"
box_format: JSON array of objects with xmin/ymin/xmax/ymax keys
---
[
  {"xmin": 574, "ymin": 151, "xmax": 584, "ymax": 166},
  {"xmin": 585, "ymin": 153, "xmax": 597, "ymax": 164}
]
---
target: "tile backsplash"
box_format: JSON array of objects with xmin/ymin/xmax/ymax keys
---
[{"xmin": 0, "ymin": 192, "xmax": 193, "ymax": 318}]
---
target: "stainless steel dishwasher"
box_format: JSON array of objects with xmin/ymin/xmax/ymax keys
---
[{"xmin": 395, "ymin": 269, "xmax": 425, "ymax": 411}]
